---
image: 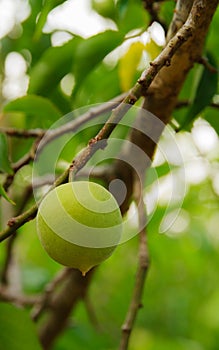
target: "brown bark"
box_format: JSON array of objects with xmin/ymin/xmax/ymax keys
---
[{"xmin": 38, "ymin": 268, "xmax": 94, "ymax": 350}]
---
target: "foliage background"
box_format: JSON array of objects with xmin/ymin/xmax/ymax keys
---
[{"xmin": 0, "ymin": 1, "xmax": 219, "ymax": 349}]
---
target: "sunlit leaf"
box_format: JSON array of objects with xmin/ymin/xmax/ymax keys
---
[
  {"xmin": 145, "ymin": 39, "xmax": 161, "ymax": 60},
  {"xmin": 33, "ymin": 0, "xmax": 66, "ymax": 41},
  {"xmin": 1, "ymin": 0, "xmax": 50, "ymax": 64},
  {"xmin": 28, "ymin": 37, "xmax": 80, "ymax": 96},
  {"xmin": 0, "ymin": 302, "xmax": 42, "ymax": 350},
  {"xmin": 4, "ymin": 95, "xmax": 62, "ymax": 123},
  {"xmin": 0, "ymin": 133, "xmax": 13, "ymax": 175},
  {"xmin": 119, "ymin": 41, "xmax": 145, "ymax": 91},
  {"xmin": 73, "ymin": 30, "xmax": 123, "ymax": 94}
]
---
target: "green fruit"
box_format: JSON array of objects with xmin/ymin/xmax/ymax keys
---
[
  {"xmin": 92, "ymin": 0, "xmax": 116, "ymax": 20},
  {"xmin": 36, "ymin": 181, "xmax": 122, "ymax": 275}
]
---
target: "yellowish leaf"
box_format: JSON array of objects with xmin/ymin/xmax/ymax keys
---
[
  {"xmin": 119, "ymin": 41, "xmax": 145, "ymax": 91},
  {"xmin": 145, "ymin": 39, "xmax": 161, "ymax": 60}
]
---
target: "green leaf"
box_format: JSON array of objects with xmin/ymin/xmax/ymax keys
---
[
  {"xmin": 180, "ymin": 52, "xmax": 218, "ymax": 130},
  {"xmin": 33, "ymin": 0, "xmax": 66, "ymax": 41},
  {"xmin": 117, "ymin": 1, "xmax": 149, "ymax": 34},
  {"xmin": 73, "ymin": 30, "xmax": 123, "ymax": 95},
  {"xmin": 0, "ymin": 184, "xmax": 15, "ymax": 205},
  {"xmin": 0, "ymin": 133, "xmax": 13, "ymax": 175},
  {"xmin": 0, "ymin": 302, "xmax": 42, "ymax": 350},
  {"xmin": 202, "ymin": 106, "xmax": 219, "ymax": 135},
  {"xmin": 28, "ymin": 37, "xmax": 80, "ymax": 96},
  {"xmin": 159, "ymin": 1, "xmax": 176, "ymax": 28},
  {"xmin": 74, "ymin": 63, "xmax": 121, "ymax": 107},
  {"xmin": 1, "ymin": 0, "xmax": 51, "ymax": 65},
  {"xmin": 3, "ymin": 95, "xmax": 62, "ymax": 126},
  {"xmin": 117, "ymin": 0, "xmax": 129, "ymax": 16}
]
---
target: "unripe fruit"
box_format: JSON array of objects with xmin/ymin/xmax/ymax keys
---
[{"xmin": 36, "ymin": 181, "xmax": 122, "ymax": 275}]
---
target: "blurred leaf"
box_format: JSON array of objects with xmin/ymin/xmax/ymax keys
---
[
  {"xmin": 73, "ymin": 30, "xmax": 123, "ymax": 95},
  {"xmin": 28, "ymin": 37, "xmax": 80, "ymax": 96},
  {"xmin": 33, "ymin": 0, "xmax": 66, "ymax": 41},
  {"xmin": 206, "ymin": 7, "xmax": 219, "ymax": 55},
  {"xmin": 117, "ymin": 0, "xmax": 149, "ymax": 34},
  {"xmin": 4, "ymin": 95, "xmax": 62, "ymax": 127},
  {"xmin": 203, "ymin": 107, "xmax": 219, "ymax": 135},
  {"xmin": 180, "ymin": 52, "xmax": 218, "ymax": 130},
  {"xmin": 74, "ymin": 63, "xmax": 121, "ymax": 107},
  {"xmin": 49, "ymin": 87, "xmax": 72, "ymax": 114},
  {"xmin": 145, "ymin": 39, "xmax": 161, "ymax": 60},
  {"xmin": 1, "ymin": 0, "xmax": 50, "ymax": 64},
  {"xmin": 159, "ymin": 1, "xmax": 175, "ymax": 28},
  {"xmin": 117, "ymin": 0, "xmax": 129, "ymax": 16},
  {"xmin": 91, "ymin": 0, "xmax": 117, "ymax": 20},
  {"xmin": 173, "ymin": 66, "xmax": 199, "ymax": 126},
  {"xmin": 0, "ymin": 133, "xmax": 13, "ymax": 175},
  {"xmin": 0, "ymin": 184, "xmax": 15, "ymax": 205},
  {"xmin": 0, "ymin": 302, "xmax": 42, "ymax": 350},
  {"xmin": 119, "ymin": 41, "xmax": 144, "ymax": 91}
]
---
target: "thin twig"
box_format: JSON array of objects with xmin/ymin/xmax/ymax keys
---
[
  {"xmin": 35, "ymin": 93, "xmax": 126, "ymax": 151},
  {"xmin": 0, "ymin": 285, "xmax": 40, "ymax": 306},
  {"xmin": 142, "ymin": 0, "xmax": 167, "ymax": 31},
  {"xmin": 0, "ymin": 127, "xmax": 45, "ymax": 138},
  {"xmin": 166, "ymin": 0, "xmax": 193, "ymax": 42},
  {"xmin": 175, "ymin": 100, "xmax": 219, "ymax": 109},
  {"xmin": 198, "ymin": 56, "xmax": 218, "ymax": 73},
  {"xmin": 0, "ymin": 203, "xmax": 39, "ymax": 242},
  {"xmin": 0, "ymin": 94, "xmax": 126, "ymax": 141},
  {"xmin": 2, "ymin": 135, "xmax": 43, "ymax": 194},
  {"xmin": 119, "ymin": 179, "xmax": 149, "ymax": 350},
  {"xmin": 0, "ymin": 186, "xmax": 33, "ymax": 284}
]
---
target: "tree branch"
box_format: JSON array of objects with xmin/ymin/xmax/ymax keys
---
[
  {"xmin": 0, "ymin": 285, "xmax": 40, "ymax": 307},
  {"xmin": 36, "ymin": 93, "xmax": 126, "ymax": 151},
  {"xmin": 142, "ymin": 0, "xmax": 167, "ymax": 30},
  {"xmin": 37, "ymin": 268, "xmax": 95, "ymax": 350},
  {"xmin": 0, "ymin": 14, "xmax": 192, "ymax": 242},
  {"xmin": 166, "ymin": 0, "xmax": 193, "ymax": 42},
  {"xmin": 0, "ymin": 186, "xmax": 33, "ymax": 284},
  {"xmin": 31, "ymin": 267, "xmax": 71, "ymax": 322},
  {"xmin": 0, "ymin": 127, "xmax": 45, "ymax": 138},
  {"xmin": 119, "ymin": 178, "xmax": 149, "ymax": 350}
]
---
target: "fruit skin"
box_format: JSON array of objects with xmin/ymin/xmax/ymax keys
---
[{"xmin": 36, "ymin": 181, "xmax": 122, "ymax": 275}]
